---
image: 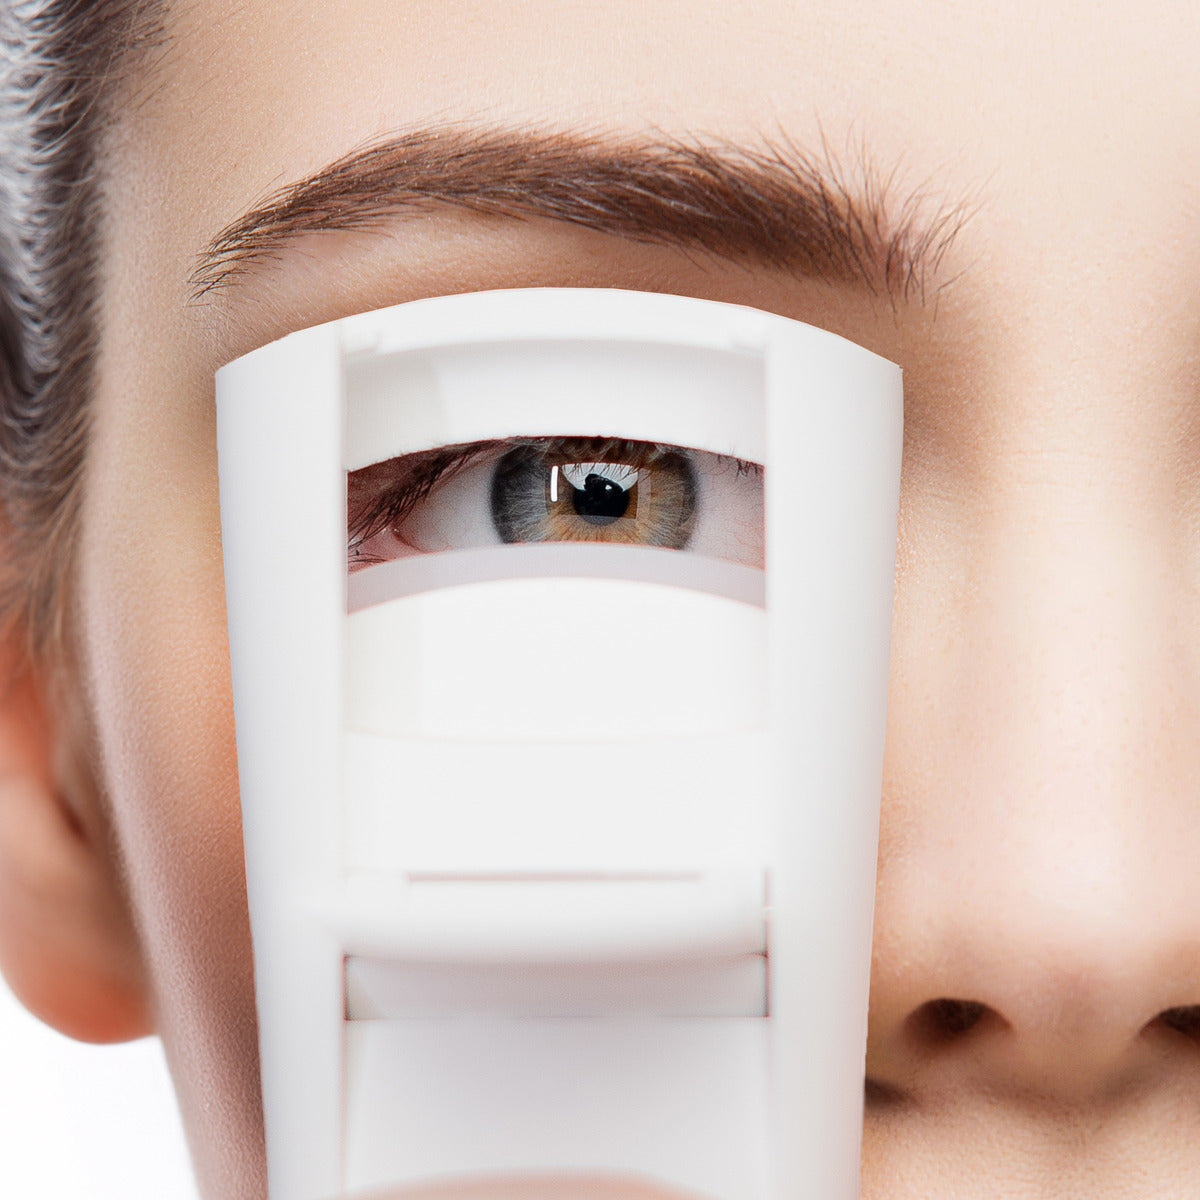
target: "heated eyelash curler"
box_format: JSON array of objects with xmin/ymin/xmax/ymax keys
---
[{"xmin": 216, "ymin": 288, "xmax": 902, "ymax": 1200}]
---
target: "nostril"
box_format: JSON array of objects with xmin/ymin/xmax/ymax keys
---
[
  {"xmin": 909, "ymin": 998, "xmax": 991, "ymax": 1043},
  {"xmin": 1156, "ymin": 1005, "xmax": 1200, "ymax": 1040}
]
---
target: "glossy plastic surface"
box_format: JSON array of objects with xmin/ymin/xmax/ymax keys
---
[{"xmin": 217, "ymin": 288, "xmax": 902, "ymax": 1199}]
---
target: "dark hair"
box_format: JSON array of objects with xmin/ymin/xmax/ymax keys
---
[{"xmin": 0, "ymin": 0, "xmax": 162, "ymax": 654}]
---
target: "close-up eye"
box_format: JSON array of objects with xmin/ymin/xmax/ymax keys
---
[{"xmin": 347, "ymin": 436, "xmax": 764, "ymax": 571}]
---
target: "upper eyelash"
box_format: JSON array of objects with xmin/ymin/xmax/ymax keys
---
[
  {"xmin": 348, "ymin": 439, "xmax": 494, "ymax": 557},
  {"xmin": 346, "ymin": 437, "xmax": 763, "ymax": 564}
]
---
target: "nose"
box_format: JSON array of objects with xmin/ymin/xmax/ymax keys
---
[{"xmin": 868, "ymin": 453, "xmax": 1200, "ymax": 1108}]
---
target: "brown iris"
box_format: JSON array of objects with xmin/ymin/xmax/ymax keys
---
[{"xmin": 490, "ymin": 438, "xmax": 697, "ymax": 548}]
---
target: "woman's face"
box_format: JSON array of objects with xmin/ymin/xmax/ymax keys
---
[{"xmin": 73, "ymin": 0, "xmax": 1200, "ymax": 1195}]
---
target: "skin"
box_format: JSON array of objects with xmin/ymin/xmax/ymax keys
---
[{"xmin": 2, "ymin": 0, "xmax": 1200, "ymax": 1196}]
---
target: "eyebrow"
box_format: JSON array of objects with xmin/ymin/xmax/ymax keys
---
[{"xmin": 188, "ymin": 124, "xmax": 968, "ymax": 303}]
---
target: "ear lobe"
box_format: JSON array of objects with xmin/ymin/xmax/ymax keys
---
[{"xmin": 0, "ymin": 654, "xmax": 152, "ymax": 1043}]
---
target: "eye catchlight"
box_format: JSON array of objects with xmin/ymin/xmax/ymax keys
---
[{"xmin": 217, "ymin": 288, "xmax": 902, "ymax": 1200}]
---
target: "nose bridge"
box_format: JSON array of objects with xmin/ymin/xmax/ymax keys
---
[
  {"xmin": 961, "ymin": 412, "xmax": 1186, "ymax": 811},
  {"xmin": 955, "ymin": 418, "xmax": 1184, "ymax": 867},
  {"xmin": 950, "ymin": 273, "xmax": 1200, "ymax": 814},
  {"xmin": 863, "ymin": 103, "xmax": 1200, "ymax": 1112},
  {"xmin": 971, "ymin": 465, "xmax": 1158, "ymax": 775},
  {"xmin": 905, "ymin": 399, "xmax": 1200, "ymax": 1046}
]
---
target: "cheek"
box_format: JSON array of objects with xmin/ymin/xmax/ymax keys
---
[{"xmin": 77, "ymin": 367, "xmax": 266, "ymax": 1195}]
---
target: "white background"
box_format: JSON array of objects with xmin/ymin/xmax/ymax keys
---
[{"xmin": 0, "ymin": 976, "xmax": 200, "ymax": 1198}]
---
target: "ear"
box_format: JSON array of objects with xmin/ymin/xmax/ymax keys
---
[{"xmin": 0, "ymin": 638, "xmax": 152, "ymax": 1043}]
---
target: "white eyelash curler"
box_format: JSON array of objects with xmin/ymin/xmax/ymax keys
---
[{"xmin": 217, "ymin": 288, "xmax": 902, "ymax": 1200}]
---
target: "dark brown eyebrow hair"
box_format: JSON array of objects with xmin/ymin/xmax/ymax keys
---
[{"xmin": 188, "ymin": 124, "xmax": 968, "ymax": 303}]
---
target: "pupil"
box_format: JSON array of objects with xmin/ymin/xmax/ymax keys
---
[{"xmin": 573, "ymin": 473, "xmax": 631, "ymax": 525}]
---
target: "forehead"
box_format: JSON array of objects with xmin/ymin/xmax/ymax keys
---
[
  {"xmin": 142, "ymin": 0, "xmax": 1200, "ymax": 164},
  {"xmin": 102, "ymin": 0, "xmax": 1200, "ymax": 394}
]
